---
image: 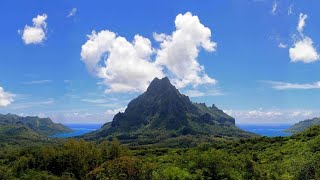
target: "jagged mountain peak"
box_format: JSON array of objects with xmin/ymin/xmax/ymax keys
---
[
  {"xmin": 146, "ymin": 77, "xmax": 178, "ymax": 96},
  {"xmin": 112, "ymin": 77, "xmax": 195, "ymax": 130}
]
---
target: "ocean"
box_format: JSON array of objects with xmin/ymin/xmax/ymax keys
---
[
  {"xmin": 237, "ymin": 124, "xmax": 292, "ymax": 137},
  {"xmin": 51, "ymin": 124, "xmax": 293, "ymax": 138},
  {"xmin": 50, "ymin": 124, "xmax": 102, "ymax": 138}
]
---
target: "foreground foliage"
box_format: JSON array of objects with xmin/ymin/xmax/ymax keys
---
[{"xmin": 1, "ymin": 126, "xmax": 320, "ymax": 179}]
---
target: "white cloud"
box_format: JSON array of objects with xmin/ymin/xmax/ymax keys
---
[
  {"xmin": 155, "ymin": 12, "xmax": 217, "ymax": 88},
  {"xmin": 20, "ymin": 14, "xmax": 48, "ymax": 44},
  {"xmin": 81, "ymin": 12, "xmax": 217, "ymax": 93},
  {"xmin": 289, "ymin": 13, "xmax": 319, "ymax": 63},
  {"xmin": 184, "ymin": 89, "xmax": 223, "ymax": 97},
  {"xmin": 0, "ymin": 86, "xmax": 14, "ymax": 107},
  {"xmin": 81, "ymin": 98, "xmax": 109, "ymax": 104},
  {"xmin": 288, "ymin": 4, "xmax": 293, "ymax": 15},
  {"xmin": 272, "ymin": 1, "xmax": 278, "ymax": 15},
  {"xmin": 105, "ymin": 107, "xmax": 126, "ymax": 116},
  {"xmin": 297, "ymin": 13, "xmax": 307, "ymax": 34},
  {"xmin": 224, "ymin": 109, "xmax": 319, "ymax": 124},
  {"xmin": 67, "ymin": 8, "xmax": 77, "ymax": 17},
  {"xmin": 36, "ymin": 113, "xmax": 48, "ymax": 118},
  {"xmin": 7, "ymin": 98, "xmax": 55, "ymax": 110},
  {"xmin": 264, "ymin": 80, "xmax": 320, "ymax": 90},
  {"xmin": 289, "ymin": 37, "xmax": 319, "ymax": 63},
  {"xmin": 48, "ymin": 107, "xmax": 126, "ymax": 124},
  {"xmin": 50, "ymin": 112, "xmax": 107, "ymax": 124},
  {"xmin": 22, "ymin": 80, "xmax": 52, "ymax": 85},
  {"xmin": 278, "ymin": 42, "xmax": 287, "ymax": 48},
  {"xmin": 291, "ymin": 111, "xmax": 313, "ymax": 117},
  {"xmin": 81, "ymin": 30, "xmax": 164, "ymax": 93}
]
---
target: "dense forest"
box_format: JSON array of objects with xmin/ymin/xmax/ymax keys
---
[{"xmin": 1, "ymin": 126, "xmax": 320, "ymax": 179}]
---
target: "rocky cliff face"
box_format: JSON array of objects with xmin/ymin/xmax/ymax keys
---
[{"xmin": 111, "ymin": 77, "xmax": 197, "ymax": 131}]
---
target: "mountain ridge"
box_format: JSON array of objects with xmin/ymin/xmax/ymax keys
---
[
  {"xmin": 83, "ymin": 77, "xmax": 255, "ymax": 145},
  {"xmin": 0, "ymin": 113, "xmax": 72, "ymax": 137},
  {"xmin": 285, "ymin": 117, "xmax": 320, "ymax": 133}
]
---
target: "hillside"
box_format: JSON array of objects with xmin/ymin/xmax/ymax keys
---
[
  {"xmin": 0, "ymin": 114, "xmax": 72, "ymax": 138},
  {"xmin": 1, "ymin": 126, "xmax": 320, "ymax": 179},
  {"xmin": 83, "ymin": 77, "xmax": 255, "ymax": 145},
  {"xmin": 285, "ymin": 117, "xmax": 320, "ymax": 133}
]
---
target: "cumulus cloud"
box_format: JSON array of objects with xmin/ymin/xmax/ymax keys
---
[
  {"xmin": 0, "ymin": 86, "xmax": 14, "ymax": 107},
  {"xmin": 81, "ymin": 12, "xmax": 217, "ymax": 93},
  {"xmin": 67, "ymin": 8, "xmax": 77, "ymax": 17},
  {"xmin": 289, "ymin": 37, "xmax": 319, "ymax": 63},
  {"xmin": 154, "ymin": 12, "xmax": 217, "ymax": 88},
  {"xmin": 289, "ymin": 13, "xmax": 319, "ymax": 63},
  {"xmin": 81, "ymin": 30, "xmax": 164, "ymax": 93},
  {"xmin": 20, "ymin": 14, "xmax": 48, "ymax": 44},
  {"xmin": 264, "ymin": 80, "xmax": 320, "ymax": 90}
]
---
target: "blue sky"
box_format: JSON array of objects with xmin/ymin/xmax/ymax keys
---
[{"xmin": 0, "ymin": 0, "xmax": 319, "ymax": 124}]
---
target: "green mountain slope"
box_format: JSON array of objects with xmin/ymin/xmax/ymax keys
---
[
  {"xmin": 83, "ymin": 77, "xmax": 255, "ymax": 145},
  {"xmin": 0, "ymin": 114, "xmax": 72, "ymax": 137},
  {"xmin": 285, "ymin": 117, "xmax": 320, "ymax": 133},
  {"xmin": 0, "ymin": 124, "xmax": 41, "ymax": 139}
]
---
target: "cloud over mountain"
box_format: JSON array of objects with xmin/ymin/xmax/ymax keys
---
[
  {"xmin": 81, "ymin": 12, "xmax": 217, "ymax": 93},
  {"xmin": 154, "ymin": 12, "xmax": 217, "ymax": 88},
  {"xmin": 81, "ymin": 31, "xmax": 164, "ymax": 93}
]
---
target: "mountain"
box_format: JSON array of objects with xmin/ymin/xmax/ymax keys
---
[
  {"xmin": 0, "ymin": 113, "xmax": 72, "ymax": 137},
  {"xmin": 83, "ymin": 77, "xmax": 255, "ymax": 145},
  {"xmin": 285, "ymin": 117, "xmax": 320, "ymax": 133}
]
